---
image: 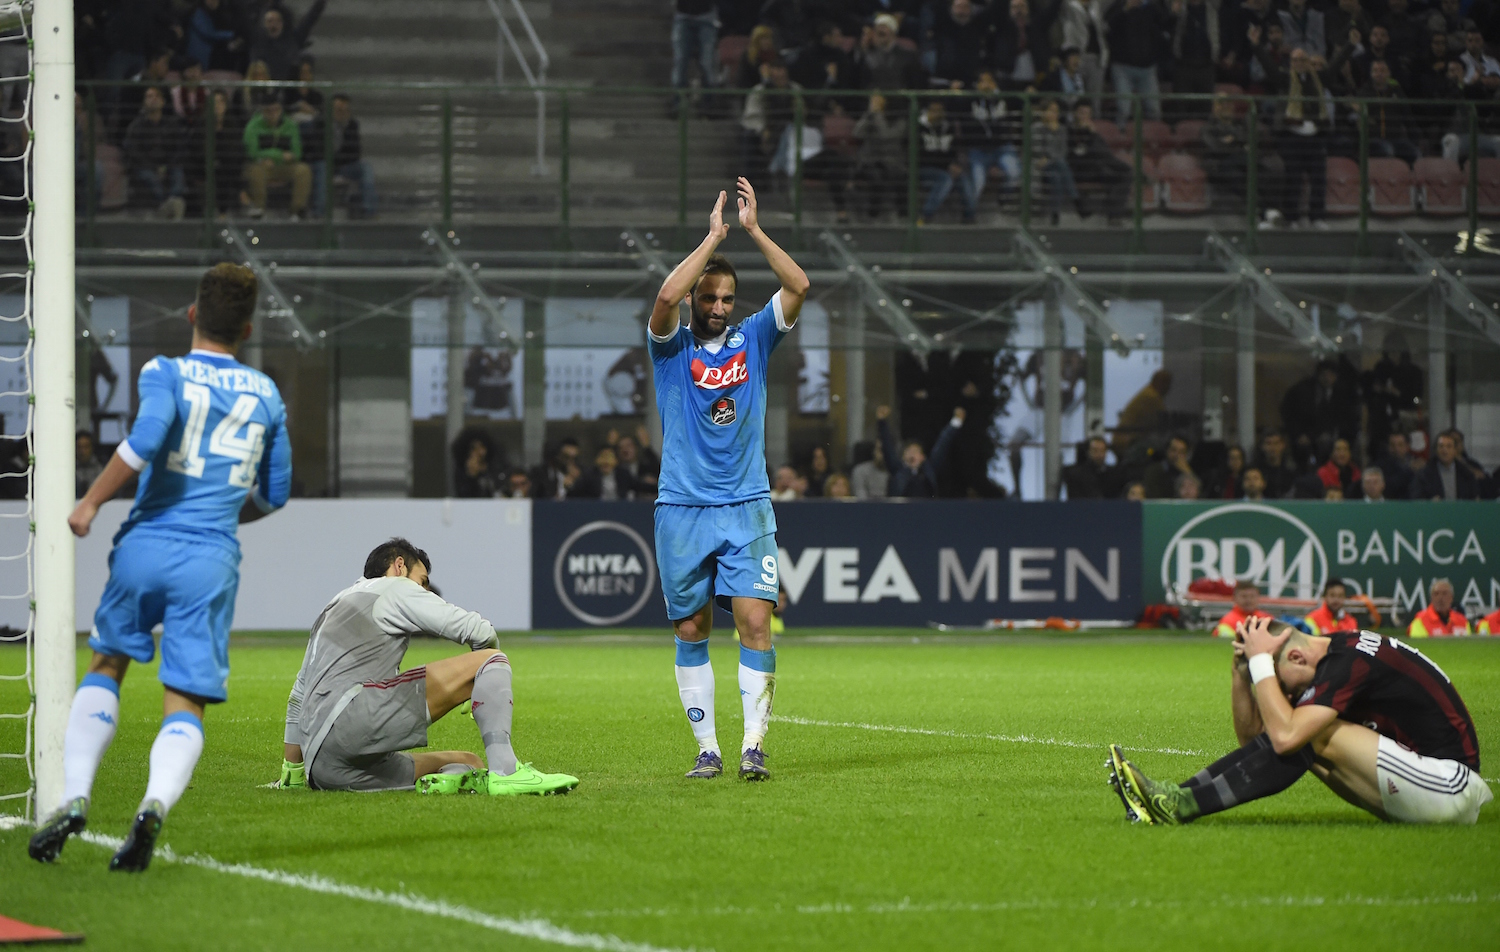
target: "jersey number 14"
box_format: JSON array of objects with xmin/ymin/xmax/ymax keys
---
[{"xmin": 165, "ymin": 382, "xmax": 267, "ymax": 487}]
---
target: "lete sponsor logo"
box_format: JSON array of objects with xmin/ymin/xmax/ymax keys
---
[
  {"xmin": 552, "ymin": 520, "xmax": 656, "ymax": 625},
  {"xmin": 690, "ymin": 351, "xmax": 748, "ymax": 390},
  {"xmin": 1160, "ymin": 503, "xmax": 1329, "ymax": 599}
]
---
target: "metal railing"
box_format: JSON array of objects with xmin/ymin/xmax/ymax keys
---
[
  {"xmin": 484, "ymin": 0, "xmax": 549, "ymax": 176},
  {"xmin": 74, "ymin": 81, "xmax": 1493, "ymax": 253}
]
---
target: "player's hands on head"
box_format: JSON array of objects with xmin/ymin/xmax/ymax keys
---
[
  {"xmin": 708, "ymin": 189, "xmax": 729, "ymax": 243},
  {"xmin": 1240, "ymin": 615, "xmax": 1289, "ymax": 659},
  {"xmin": 67, "ymin": 501, "xmax": 97, "ymax": 538},
  {"xmin": 736, "ymin": 176, "xmax": 759, "ymax": 232}
]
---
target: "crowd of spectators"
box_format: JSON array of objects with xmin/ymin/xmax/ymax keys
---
[
  {"xmin": 72, "ymin": 1, "xmax": 376, "ymax": 220},
  {"xmin": 674, "ymin": 0, "xmax": 1500, "ymax": 225},
  {"xmin": 1065, "ymin": 358, "xmax": 1500, "ymax": 502}
]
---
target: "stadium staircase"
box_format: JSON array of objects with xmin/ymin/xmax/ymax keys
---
[{"xmin": 312, "ymin": 0, "xmax": 736, "ymax": 223}]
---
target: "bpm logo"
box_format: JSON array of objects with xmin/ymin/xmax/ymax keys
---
[
  {"xmin": 1160, "ymin": 503, "xmax": 1328, "ymax": 599},
  {"xmin": 553, "ymin": 520, "xmax": 657, "ymax": 625}
]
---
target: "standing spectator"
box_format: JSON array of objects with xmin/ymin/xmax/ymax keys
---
[
  {"xmin": 1058, "ymin": 0, "xmax": 1109, "ymax": 114},
  {"xmin": 1323, "ymin": 0, "xmax": 1370, "ymax": 58},
  {"xmin": 791, "ymin": 21, "xmax": 859, "ymax": 101},
  {"xmin": 965, "ymin": 71, "xmax": 1021, "ymax": 206},
  {"xmin": 853, "ymin": 93, "xmax": 907, "ymax": 217},
  {"xmin": 803, "ymin": 445, "xmax": 832, "ymax": 497},
  {"xmin": 124, "ymin": 86, "xmax": 187, "ymax": 220},
  {"xmin": 1374, "ymin": 431, "xmax": 1417, "ymax": 501},
  {"xmin": 1280, "ymin": 359, "xmax": 1360, "ymax": 467},
  {"xmin": 849, "ymin": 439, "xmax": 889, "ymax": 497},
  {"xmin": 1363, "ymin": 346, "xmax": 1422, "ymax": 459},
  {"xmin": 1329, "ymin": 24, "xmax": 1404, "ymax": 95},
  {"xmin": 1066, "ymin": 101, "xmax": 1130, "ymax": 222},
  {"xmin": 170, "ymin": 57, "xmax": 208, "ymax": 124},
  {"xmin": 1239, "ymin": 466, "xmax": 1267, "ymax": 500},
  {"xmin": 101, "ymin": 0, "xmax": 180, "ymax": 83},
  {"xmin": 243, "ymin": 94, "xmax": 311, "ymax": 218},
  {"xmin": 1263, "ymin": 45, "xmax": 1331, "ymax": 228},
  {"xmin": 992, "ymin": 0, "xmax": 1065, "ymax": 86},
  {"xmin": 1276, "ymin": 0, "xmax": 1326, "ymax": 58},
  {"xmin": 1062, "ymin": 435, "xmax": 1120, "ymax": 498},
  {"xmin": 1041, "ymin": 47, "xmax": 1091, "ymax": 113},
  {"xmin": 1205, "ymin": 443, "xmax": 1246, "ymax": 498},
  {"xmin": 1461, "ymin": 27, "xmax": 1500, "ymax": 91},
  {"xmin": 306, "ymin": 94, "xmax": 376, "ymax": 218},
  {"xmin": 1172, "ymin": 0, "xmax": 1219, "ymax": 118},
  {"xmin": 1357, "ymin": 59, "xmax": 1420, "ymax": 165},
  {"xmin": 1426, "ymin": 0, "xmax": 1467, "ymax": 54},
  {"xmin": 1032, "ymin": 98, "xmax": 1077, "ymax": 225},
  {"xmin": 916, "ymin": 100, "xmax": 977, "ymax": 224},
  {"xmin": 1112, "ymin": 369, "xmax": 1171, "ymax": 457},
  {"xmin": 1251, "ymin": 430, "xmax": 1299, "ymax": 499},
  {"xmin": 1217, "ymin": 0, "xmax": 1273, "ymax": 88},
  {"xmin": 571, "ymin": 447, "xmax": 636, "ymax": 500},
  {"xmin": 1316, "ymin": 438, "xmax": 1361, "ymax": 498},
  {"xmin": 1202, "ymin": 94, "xmax": 1285, "ymax": 226},
  {"xmin": 251, "ymin": 0, "xmax": 328, "ymax": 81},
  {"xmin": 75, "ymin": 431, "xmax": 103, "ymax": 499},
  {"xmin": 759, "ymin": 0, "xmax": 817, "ymax": 49},
  {"xmin": 1411, "ymin": 431, "xmax": 1478, "ymax": 500},
  {"xmin": 1106, "ymin": 0, "xmax": 1172, "ymax": 124},
  {"xmin": 1143, "ymin": 435, "xmax": 1195, "ymax": 498},
  {"xmin": 185, "ymin": 0, "xmax": 245, "ymax": 73},
  {"xmin": 186, "ymin": 89, "xmax": 247, "ymax": 217},
  {"xmin": 672, "ymin": 0, "xmax": 720, "ymax": 98},
  {"xmin": 451, "ymin": 429, "xmax": 499, "ymax": 498},
  {"xmin": 1379, "ymin": 0, "xmax": 1425, "ymax": 66},
  {"xmin": 531, "ymin": 438, "xmax": 581, "ymax": 499},
  {"xmin": 1360, "ymin": 465, "xmax": 1386, "ymax": 502},
  {"xmin": 735, "ymin": 25, "xmax": 780, "ymax": 89},
  {"xmin": 855, "ymin": 14, "xmax": 925, "ymax": 90},
  {"xmin": 932, "ymin": 0, "xmax": 995, "ymax": 87},
  {"xmin": 878, "ymin": 405, "xmax": 964, "ymax": 498}
]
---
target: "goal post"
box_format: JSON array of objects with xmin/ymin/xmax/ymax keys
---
[{"xmin": 32, "ymin": 0, "xmax": 75, "ymax": 818}]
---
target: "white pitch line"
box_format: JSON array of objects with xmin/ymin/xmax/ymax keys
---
[
  {"xmin": 0, "ymin": 817, "xmax": 700, "ymax": 952},
  {"xmin": 772, "ymin": 714, "xmax": 1208, "ymax": 757}
]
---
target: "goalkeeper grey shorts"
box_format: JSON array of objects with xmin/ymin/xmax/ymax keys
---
[{"xmin": 308, "ymin": 667, "xmax": 429, "ymax": 792}]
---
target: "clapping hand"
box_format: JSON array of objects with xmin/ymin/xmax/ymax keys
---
[
  {"xmin": 736, "ymin": 176, "xmax": 759, "ymax": 232},
  {"xmin": 708, "ymin": 189, "xmax": 729, "ymax": 242}
]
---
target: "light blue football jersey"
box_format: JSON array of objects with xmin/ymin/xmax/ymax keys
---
[
  {"xmin": 648, "ymin": 293, "xmax": 790, "ymax": 507},
  {"xmin": 115, "ymin": 349, "xmax": 291, "ymax": 548}
]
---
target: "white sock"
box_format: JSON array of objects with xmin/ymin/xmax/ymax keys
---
[
  {"xmin": 739, "ymin": 645, "xmax": 776, "ymax": 751},
  {"xmin": 141, "ymin": 712, "xmax": 204, "ymax": 816},
  {"xmin": 60, "ymin": 673, "xmax": 121, "ymax": 809},
  {"xmin": 674, "ymin": 638, "xmax": 719, "ymax": 754},
  {"xmin": 471, "ymin": 652, "xmax": 517, "ymax": 776}
]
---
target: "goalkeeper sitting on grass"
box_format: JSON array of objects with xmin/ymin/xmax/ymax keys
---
[{"xmin": 275, "ymin": 538, "xmax": 577, "ymax": 796}]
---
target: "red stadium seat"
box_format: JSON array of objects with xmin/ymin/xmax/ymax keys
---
[
  {"xmin": 718, "ymin": 35, "xmax": 749, "ymax": 72},
  {"xmin": 1141, "ymin": 120, "xmax": 1173, "ymax": 158},
  {"xmin": 1325, "ymin": 156, "xmax": 1360, "ymax": 215},
  {"xmin": 1368, "ymin": 158, "xmax": 1415, "ymax": 216},
  {"xmin": 1172, "ymin": 119, "xmax": 1205, "ymax": 154},
  {"xmin": 1415, "ymin": 157, "xmax": 1465, "ymax": 216},
  {"xmin": 1095, "ymin": 120, "xmax": 1129, "ymax": 153},
  {"xmin": 1157, "ymin": 153, "xmax": 1210, "ymax": 212},
  {"xmin": 1473, "ymin": 158, "xmax": 1500, "ymax": 215}
]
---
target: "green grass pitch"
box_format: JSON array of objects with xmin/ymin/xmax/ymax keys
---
[{"xmin": 2, "ymin": 631, "xmax": 1498, "ymax": 951}]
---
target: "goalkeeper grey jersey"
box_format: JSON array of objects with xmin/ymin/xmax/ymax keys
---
[{"xmin": 284, "ymin": 575, "xmax": 496, "ymax": 769}]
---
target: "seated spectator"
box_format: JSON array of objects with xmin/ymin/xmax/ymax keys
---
[
  {"xmin": 1356, "ymin": 60, "xmax": 1420, "ymax": 165},
  {"xmin": 1066, "ymin": 101, "xmax": 1130, "ymax": 222},
  {"xmin": 917, "ymin": 100, "xmax": 977, "ymax": 224},
  {"xmin": 305, "ymin": 93, "xmax": 376, "ymax": 219},
  {"xmin": 1323, "ymin": 485, "xmax": 1344, "ymax": 501},
  {"xmin": 112, "ymin": 47, "xmax": 173, "ymax": 140},
  {"xmin": 531, "ymin": 438, "xmax": 580, "ymax": 499},
  {"xmin": 614, "ymin": 429, "xmax": 660, "ymax": 496},
  {"xmin": 1280, "ymin": 358, "xmax": 1359, "ymax": 468},
  {"xmin": 1375, "ymin": 431, "xmax": 1417, "ymax": 500},
  {"xmin": 803, "ymin": 445, "xmax": 832, "ymax": 497},
  {"xmin": 238, "ymin": 60, "xmax": 275, "ymax": 125},
  {"xmin": 1143, "ymin": 435, "xmax": 1195, "ymax": 499},
  {"xmin": 243, "ymin": 94, "xmax": 311, "ymax": 219},
  {"xmin": 571, "ymin": 447, "xmax": 636, "ymax": 500},
  {"xmin": 964, "ymin": 72, "xmax": 1021, "ymax": 206},
  {"xmin": 1215, "ymin": 579, "xmax": 1270, "ymax": 638},
  {"xmin": 1407, "ymin": 578, "xmax": 1471, "ymax": 637},
  {"xmin": 849, "ymin": 439, "xmax": 889, "ymax": 498},
  {"xmin": 1329, "ymin": 24, "xmax": 1403, "ymax": 95},
  {"xmin": 1461, "ymin": 27, "xmax": 1500, "ymax": 92},
  {"xmin": 736, "ymin": 24, "xmax": 779, "ymax": 89},
  {"xmin": 187, "ymin": 89, "xmax": 248, "ymax": 217},
  {"xmin": 853, "ymin": 93, "xmax": 907, "ymax": 217},
  {"xmin": 855, "ymin": 14, "xmax": 924, "ymax": 90},
  {"xmin": 500, "ymin": 470, "xmax": 532, "ymax": 499},
  {"xmin": 185, "ymin": 0, "xmax": 245, "ymax": 73},
  {"xmin": 1412, "ymin": 431, "xmax": 1479, "ymax": 500},
  {"xmin": 1205, "ymin": 444, "xmax": 1246, "ymax": 499},
  {"xmin": 1277, "ymin": 0, "xmax": 1326, "ymax": 58},
  {"xmin": 1202, "ymin": 94, "xmax": 1285, "ymax": 227},
  {"xmin": 1239, "ymin": 466, "xmax": 1267, "ymax": 500},
  {"xmin": 170, "ymin": 56, "xmax": 207, "ymax": 123},
  {"xmin": 770, "ymin": 464, "xmax": 804, "ymax": 500},
  {"xmin": 124, "ymin": 86, "xmax": 186, "ymax": 219},
  {"xmin": 1040, "ymin": 47, "xmax": 1090, "ymax": 113},
  {"xmin": 1426, "ymin": 0, "xmax": 1468, "ymax": 54},
  {"xmin": 1106, "ymin": 0, "xmax": 1169, "ymax": 123},
  {"xmin": 1031, "ymin": 98, "xmax": 1077, "ymax": 225},
  {"xmin": 75, "ymin": 430, "xmax": 103, "ymax": 499},
  {"xmin": 285, "ymin": 56, "xmax": 324, "ymax": 126},
  {"xmin": 251, "ymin": 0, "xmax": 327, "ymax": 81},
  {"xmin": 1062, "ymin": 435, "xmax": 1119, "ymax": 498},
  {"xmin": 1317, "ymin": 438, "xmax": 1361, "ymax": 498},
  {"xmin": 671, "ymin": 0, "xmax": 719, "ymax": 96},
  {"xmin": 1251, "ymin": 430, "xmax": 1299, "ymax": 499},
  {"xmin": 878, "ymin": 404, "xmax": 964, "ymax": 498},
  {"xmin": 1451, "ymin": 429, "xmax": 1494, "ymax": 498},
  {"xmin": 993, "ymin": 0, "xmax": 1062, "ymax": 87},
  {"xmin": 452, "ymin": 429, "xmax": 498, "ymax": 498},
  {"xmin": 931, "ymin": 0, "xmax": 994, "ymax": 87},
  {"xmin": 823, "ymin": 473, "xmax": 854, "ymax": 499},
  {"xmin": 1360, "ymin": 465, "xmax": 1386, "ymax": 501},
  {"xmin": 1123, "ymin": 480, "xmax": 1147, "ymax": 501},
  {"xmin": 1262, "ymin": 45, "xmax": 1331, "ymax": 228},
  {"xmin": 1175, "ymin": 472, "xmax": 1202, "ymax": 500}
]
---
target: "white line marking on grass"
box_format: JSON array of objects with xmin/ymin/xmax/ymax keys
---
[
  {"xmin": 773, "ymin": 715, "xmax": 1208, "ymax": 757},
  {"xmin": 0, "ymin": 817, "xmax": 700, "ymax": 952}
]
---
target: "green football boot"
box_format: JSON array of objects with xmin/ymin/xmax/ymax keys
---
[
  {"xmin": 1108, "ymin": 745, "xmax": 1190, "ymax": 825},
  {"xmin": 416, "ymin": 770, "xmax": 470, "ymax": 795},
  {"xmin": 461, "ymin": 764, "xmax": 579, "ymax": 797}
]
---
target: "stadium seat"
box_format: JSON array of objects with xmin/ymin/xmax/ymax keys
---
[
  {"xmin": 1473, "ymin": 158, "xmax": 1500, "ymax": 215},
  {"xmin": 717, "ymin": 35, "xmax": 749, "ymax": 75},
  {"xmin": 1141, "ymin": 120, "xmax": 1173, "ymax": 158},
  {"xmin": 1172, "ymin": 119, "xmax": 1205, "ymax": 154},
  {"xmin": 1325, "ymin": 156, "xmax": 1360, "ymax": 215},
  {"xmin": 1414, "ymin": 157, "xmax": 1465, "ymax": 216},
  {"xmin": 1095, "ymin": 121, "xmax": 1129, "ymax": 153},
  {"xmin": 1157, "ymin": 153, "xmax": 1210, "ymax": 212},
  {"xmin": 1115, "ymin": 150, "xmax": 1160, "ymax": 207},
  {"xmin": 1368, "ymin": 158, "xmax": 1415, "ymax": 216}
]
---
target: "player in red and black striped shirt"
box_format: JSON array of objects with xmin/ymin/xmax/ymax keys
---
[{"xmin": 1109, "ymin": 618, "xmax": 1492, "ymax": 825}]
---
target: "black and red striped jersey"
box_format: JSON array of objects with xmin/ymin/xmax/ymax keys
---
[{"xmin": 1295, "ymin": 630, "xmax": 1480, "ymax": 769}]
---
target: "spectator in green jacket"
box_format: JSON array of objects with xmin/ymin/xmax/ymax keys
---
[{"xmin": 243, "ymin": 94, "xmax": 310, "ymax": 218}]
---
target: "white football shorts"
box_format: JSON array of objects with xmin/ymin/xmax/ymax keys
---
[{"xmin": 1376, "ymin": 734, "xmax": 1493, "ymax": 825}]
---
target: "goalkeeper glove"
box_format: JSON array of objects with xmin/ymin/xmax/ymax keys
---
[{"xmin": 273, "ymin": 759, "xmax": 306, "ymax": 789}]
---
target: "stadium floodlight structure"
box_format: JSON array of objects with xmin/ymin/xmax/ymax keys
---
[
  {"xmin": 1204, "ymin": 231, "xmax": 1339, "ymax": 355},
  {"xmin": 818, "ymin": 230, "xmax": 933, "ymax": 366},
  {"xmin": 222, "ymin": 226, "xmax": 317, "ymax": 355}
]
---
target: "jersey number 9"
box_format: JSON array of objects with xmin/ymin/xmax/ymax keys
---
[{"xmin": 165, "ymin": 382, "xmax": 267, "ymax": 488}]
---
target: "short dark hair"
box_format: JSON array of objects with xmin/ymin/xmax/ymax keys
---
[
  {"xmin": 332, "ymin": 92, "xmax": 352, "ymax": 105},
  {"xmin": 194, "ymin": 263, "xmax": 258, "ymax": 345},
  {"xmin": 1233, "ymin": 579, "xmax": 1258, "ymax": 593},
  {"xmin": 694, "ymin": 252, "xmax": 737, "ymax": 294},
  {"xmin": 363, "ymin": 537, "xmax": 431, "ymax": 579},
  {"xmin": 1323, "ymin": 578, "xmax": 1347, "ymax": 595}
]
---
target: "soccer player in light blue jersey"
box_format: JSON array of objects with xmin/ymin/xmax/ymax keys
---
[
  {"xmin": 648, "ymin": 178, "xmax": 809, "ymax": 781},
  {"xmin": 29, "ymin": 263, "xmax": 291, "ymax": 872}
]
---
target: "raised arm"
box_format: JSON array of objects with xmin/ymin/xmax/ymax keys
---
[
  {"xmin": 372, "ymin": 578, "xmax": 499, "ymax": 650},
  {"xmin": 650, "ymin": 190, "xmax": 730, "ymax": 338},
  {"xmin": 1230, "ymin": 633, "xmax": 1265, "ymax": 746},
  {"xmin": 1241, "ymin": 617, "xmax": 1339, "ymax": 754},
  {"xmin": 736, "ymin": 176, "xmax": 810, "ymax": 327}
]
